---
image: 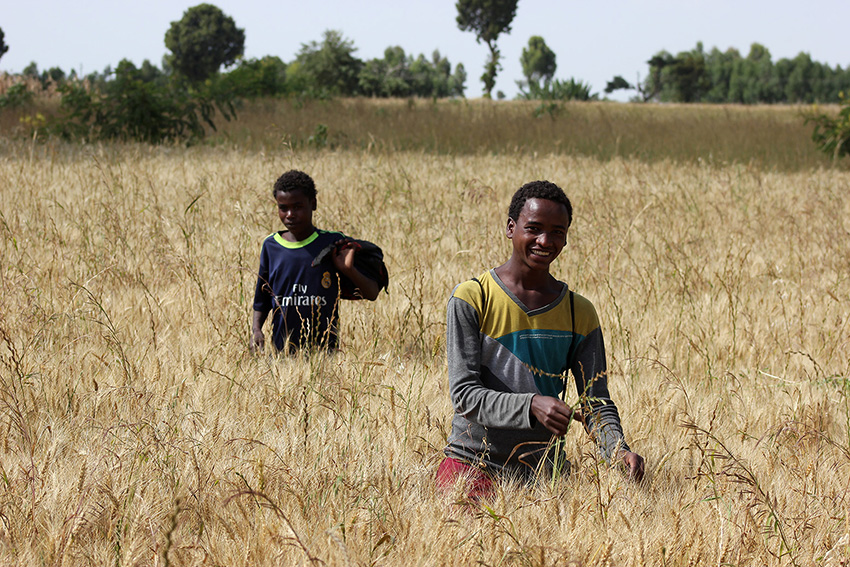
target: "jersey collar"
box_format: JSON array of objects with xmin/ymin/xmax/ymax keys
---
[{"xmin": 274, "ymin": 230, "xmax": 318, "ymax": 249}]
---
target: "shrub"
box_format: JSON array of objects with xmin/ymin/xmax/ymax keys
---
[
  {"xmin": 0, "ymin": 84, "xmax": 35, "ymax": 109},
  {"xmin": 806, "ymin": 95, "xmax": 850, "ymax": 160},
  {"xmin": 519, "ymin": 77, "xmax": 597, "ymax": 101},
  {"xmin": 53, "ymin": 60, "xmax": 236, "ymax": 144}
]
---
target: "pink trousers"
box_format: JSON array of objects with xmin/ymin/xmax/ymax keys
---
[{"xmin": 435, "ymin": 456, "xmax": 495, "ymax": 500}]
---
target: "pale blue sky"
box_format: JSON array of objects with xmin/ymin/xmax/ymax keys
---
[{"xmin": 2, "ymin": 1, "xmax": 847, "ymax": 100}]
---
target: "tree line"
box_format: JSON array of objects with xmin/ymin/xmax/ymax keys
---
[
  {"xmin": 608, "ymin": 42, "xmax": 850, "ymax": 104},
  {"xmin": 5, "ymin": 4, "xmax": 847, "ymax": 107},
  {"xmin": 2, "ymin": 6, "xmax": 467, "ymax": 101}
]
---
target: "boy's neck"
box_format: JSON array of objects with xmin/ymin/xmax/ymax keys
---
[
  {"xmin": 281, "ymin": 225, "xmax": 317, "ymax": 242},
  {"xmin": 495, "ymin": 259, "xmax": 561, "ymax": 309},
  {"xmin": 496, "ymin": 259, "xmax": 557, "ymax": 290}
]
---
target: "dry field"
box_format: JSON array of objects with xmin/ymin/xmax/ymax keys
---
[{"xmin": 0, "ymin": 139, "xmax": 849, "ymax": 566}]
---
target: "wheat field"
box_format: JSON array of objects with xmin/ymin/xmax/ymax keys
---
[{"xmin": 0, "ymin": 138, "xmax": 848, "ymax": 566}]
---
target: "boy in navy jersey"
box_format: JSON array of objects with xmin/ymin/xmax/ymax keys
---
[{"xmin": 252, "ymin": 170, "xmax": 380, "ymax": 352}]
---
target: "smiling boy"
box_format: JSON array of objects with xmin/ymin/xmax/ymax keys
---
[
  {"xmin": 438, "ymin": 180, "xmax": 644, "ymax": 495},
  {"xmin": 251, "ymin": 170, "xmax": 381, "ymax": 353}
]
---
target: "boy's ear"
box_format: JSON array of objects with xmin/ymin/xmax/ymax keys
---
[
  {"xmin": 311, "ymin": 198, "xmax": 317, "ymax": 211},
  {"xmin": 505, "ymin": 217, "xmax": 516, "ymax": 238}
]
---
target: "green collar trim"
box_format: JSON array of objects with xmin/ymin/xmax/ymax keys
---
[{"xmin": 273, "ymin": 230, "xmax": 318, "ymax": 249}]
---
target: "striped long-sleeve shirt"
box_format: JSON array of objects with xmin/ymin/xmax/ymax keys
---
[{"xmin": 444, "ymin": 269, "xmax": 630, "ymax": 478}]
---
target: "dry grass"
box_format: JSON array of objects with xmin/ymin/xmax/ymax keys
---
[
  {"xmin": 0, "ymin": 138, "xmax": 848, "ymax": 566},
  {"xmin": 3, "ymin": 93, "xmax": 845, "ymax": 172},
  {"xmin": 215, "ymin": 98, "xmax": 842, "ymax": 172}
]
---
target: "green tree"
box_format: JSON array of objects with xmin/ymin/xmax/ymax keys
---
[
  {"xmin": 450, "ymin": 63, "xmax": 467, "ymax": 97},
  {"xmin": 429, "ymin": 50, "xmax": 454, "ymax": 97},
  {"xmin": 22, "ymin": 61, "xmax": 39, "ymax": 79},
  {"xmin": 604, "ymin": 75, "xmax": 633, "ymax": 94},
  {"xmin": 806, "ymin": 94, "xmax": 850, "ymax": 160},
  {"xmin": 358, "ymin": 48, "xmax": 463, "ymax": 98},
  {"xmin": 668, "ymin": 45, "xmax": 709, "ymax": 102},
  {"xmin": 520, "ymin": 36, "xmax": 556, "ymax": 87},
  {"xmin": 289, "ymin": 30, "xmax": 362, "ymax": 97},
  {"xmin": 704, "ymin": 47, "xmax": 739, "ymax": 102},
  {"xmin": 223, "ymin": 56, "xmax": 287, "ymax": 97},
  {"xmin": 520, "ymin": 77, "xmax": 596, "ymax": 101},
  {"xmin": 138, "ymin": 59, "xmax": 166, "ymax": 85},
  {"xmin": 643, "ymin": 51, "xmax": 674, "ymax": 101},
  {"xmin": 359, "ymin": 46, "xmax": 410, "ymax": 97},
  {"xmin": 41, "ymin": 66, "xmax": 67, "ymax": 87},
  {"xmin": 728, "ymin": 43, "xmax": 778, "ymax": 104},
  {"xmin": 55, "ymin": 59, "xmax": 235, "ymax": 144},
  {"xmin": 164, "ymin": 3, "xmax": 245, "ymax": 83},
  {"xmin": 0, "ymin": 27, "xmax": 9, "ymax": 63},
  {"xmin": 456, "ymin": 0, "xmax": 518, "ymax": 98}
]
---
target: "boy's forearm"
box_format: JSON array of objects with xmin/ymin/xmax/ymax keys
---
[
  {"xmin": 341, "ymin": 266, "xmax": 380, "ymax": 300},
  {"xmin": 252, "ymin": 310, "xmax": 268, "ymax": 332}
]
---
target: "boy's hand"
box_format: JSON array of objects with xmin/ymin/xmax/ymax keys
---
[
  {"xmin": 530, "ymin": 395, "xmax": 582, "ymax": 436},
  {"xmin": 621, "ymin": 450, "xmax": 645, "ymax": 482},
  {"xmin": 251, "ymin": 329, "xmax": 265, "ymax": 351},
  {"xmin": 330, "ymin": 239, "xmax": 380, "ymax": 300},
  {"xmin": 331, "ymin": 240, "xmax": 357, "ymax": 274}
]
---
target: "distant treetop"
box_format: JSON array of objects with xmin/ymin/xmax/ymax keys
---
[{"xmin": 164, "ymin": 3, "xmax": 245, "ymax": 83}]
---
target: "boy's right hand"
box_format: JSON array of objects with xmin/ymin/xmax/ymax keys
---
[
  {"xmin": 531, "ymin": 395, "xmax": 582, "ymax": 436},
  {"xmin": 251, "ymin": 329, "xmax": 265, "ymax": 351}
]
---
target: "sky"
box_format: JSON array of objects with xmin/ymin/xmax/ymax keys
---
[{"xmin": 2, "ymin": 1, "xmax": 848, "ymax": 101}]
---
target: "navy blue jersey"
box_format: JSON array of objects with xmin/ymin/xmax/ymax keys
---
[{"xmin": 253, "ymin": 229, "xmax": 347, "ymax": 351}]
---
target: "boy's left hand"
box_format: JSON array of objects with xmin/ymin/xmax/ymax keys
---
[
  {"xmin": 621, "ymin": 451, "xmax": 645, "ymax": 482},
  {"xmin": 331, "ymin": 240, "xmax": 357, "ymax": 274}
]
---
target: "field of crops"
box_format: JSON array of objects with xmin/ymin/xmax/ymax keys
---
[{"xmin": 1, "ymin": 102, "xmax": 849, "ymax": 565}]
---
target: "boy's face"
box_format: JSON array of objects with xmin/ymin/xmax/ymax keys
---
[
  {"xmin": 506, "ymin": 198, "xmax": 570, "ymax": 271},
  {"xmin": 276, "ymin": 190, "xmax": 316, "ymax": 241}
]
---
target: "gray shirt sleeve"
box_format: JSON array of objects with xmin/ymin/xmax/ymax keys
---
[
  {"xmin": 446, "ymin": 296, "xmax": 536, "ymax": 430},
  {"xmin": 571, "ymin": 326, "xmax": 630, "ymax": 460}
]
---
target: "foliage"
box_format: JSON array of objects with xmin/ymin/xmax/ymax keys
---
[
  {"xmin": 520, "ymin": 77, "xmax": 596, "ymax": 101},
  {"xmin": 805, "ymin": 94, "xmax": 850, "ymax": 160},
  {"xmin": 531, "ymin": 101, "xmax": 560, "ymax": 119},
  {"xmin": 450, "ymin": 63, "xmax": 467, "ymax": 97},
  {"xmin": 455, "ymin": 0, "xmax": 518, "ymax": 98},
  {"xmin": 164, "ymin": 3, "xmax": 245, "ymax": 83},
  {"xmin": 307, "ymin": 123, "xmax": 329, "ymax": 148},
  {"xmin": 359, "ymin": 47, "xmax": 465, "ymax": 98},
  {"xmin": 617, "ymin": 41, "xmax": 850, "ymax": 104},
  {"xmin": 520, "ymin": 35, "xmax": 556, "ymax": 86},
  {"xmin": 605, "ymin": 75, "xmax": 632, "ymax": 94},
  {"xmin": 222, "ymin": 56, "xmax": 288, "ymax": 98},
  {"xmin": 0, "ymin": 84, "xmax": 34, "ymax": 109},
  {"xmin": 18, "ymin": 61, "xmax": 72, "ymax": 90},
  {"xmin": 289, "ymin": 30, "xmax": 362, "ymax": 97},
  {"xmin": 52, "ymin": 59, "xmax": 236, "ymax": 144},
  {"xmin": 0, "ymin": 27, "xmax": 8, "ymax": 63}
]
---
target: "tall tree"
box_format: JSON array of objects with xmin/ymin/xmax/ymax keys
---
[
  {"xmin": 668, "ymin": 44, "xmax": 709, "ymax": 103},
  {"xmin": 450, "ymin": 63, "xmax": 467, "ymax": 97},
  {"xmin": 456, "ymin": 0, "xmax": 518, "ymax": 98},
  {"xmin": 164, "ymin": 3, "xmax": 245, "ymax": 83},
  {"xmin": 703, "ymin": 47, "xmax": 739, "ymax": 102},
  {"xmin": 0, "ymin": 27, "xmax": 8, "ymax": 63},
  {"xmin": 520, "ymin": 36, "xmax": 557, "ymax": 87},
  {"xmin": 290, "ymin": 30, "xmax": 362, "ymax": 96}
]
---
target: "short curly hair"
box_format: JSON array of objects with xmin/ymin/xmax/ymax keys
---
[
  {"xmin": 272, "ymin": 170, "xmax": 317, "ymax": 201},
  {"xmin": 508, "ymin": 180, "xmax": 572, "ymax": 225}
]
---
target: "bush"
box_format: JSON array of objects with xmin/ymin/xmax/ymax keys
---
[
  {"xmin": 0, "ymin": 84, "xmax": 35, "ymax": 109},
  {"xmin": 519, "ymin": 78, "xmax": 596, "ymax": 101},
  {"xmin": 806, "ymin": 95, "xmax": 850, "ymax": 160},
  {"xmin": 53, "ymin": 60, "xmax": 236, "ymax": 144},
  {"xmin": 220, "ymin": 56, "xmax": 287, "ymax": 98}
]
